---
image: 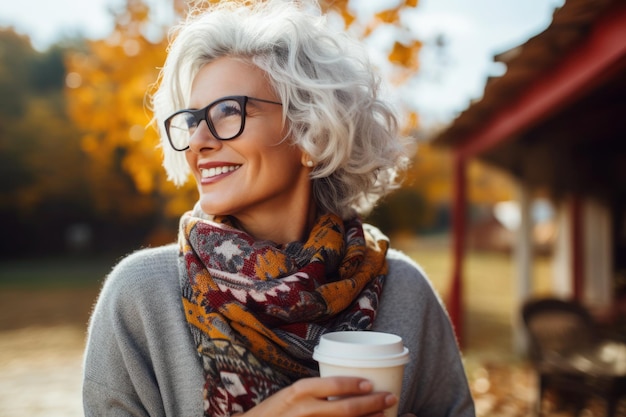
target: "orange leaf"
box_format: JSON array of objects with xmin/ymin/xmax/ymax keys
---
[
  {"xmin": 388, "ymin": 41, "xmax": 419, "ymax": 68},
  {"xmin": 341, "ymin": 8, "xmax": 356, "ymax": 27},
  {"xmin": 375, "ymin": 8, "xmax": 400, "ymax": 24}
]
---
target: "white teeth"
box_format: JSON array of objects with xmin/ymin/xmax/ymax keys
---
[{"xmin": 201, "ymin": 165, "xmax": 240, "ymax": 178}]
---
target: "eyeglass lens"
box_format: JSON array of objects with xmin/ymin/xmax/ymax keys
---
[{"xmin": 167, "ymin": 98, "xmax": 244, "ymax": 150}]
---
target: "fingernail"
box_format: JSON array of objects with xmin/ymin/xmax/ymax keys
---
[
  {"xmin": 359, "ymin": 380, "xmax": 373, "ymax": 392},
  {"xmin": 385, "ymin": 394, "xmax": 398, "ymax": 406}
]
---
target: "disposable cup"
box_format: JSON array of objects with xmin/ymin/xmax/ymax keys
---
[{"xmin": 313, "ymin": 331, "xmax": 410, "ymax": 417}]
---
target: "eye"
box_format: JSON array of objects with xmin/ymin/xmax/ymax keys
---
[
  {"xmin": 169, "ymin": 111, "xmax": 199, "ymax": 133},
  {"xmin": 210, "ymin": 99, "xmax": 243, "ymax": 122},
  {"xmin": 183, "ymin": 112, "xmax": 199, "ymax": 129}
]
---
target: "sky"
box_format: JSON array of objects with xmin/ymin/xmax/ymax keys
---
[{"xmin": 0, "ymin": 0, "xmax": 564, "ymax": 126}]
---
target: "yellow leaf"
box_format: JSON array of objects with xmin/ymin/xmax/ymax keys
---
[
  {"xmin": 341, "ymin": 8, "xmax": 356, "ymax": 27},
  {"xmin": 389, "ymin": 42, "xmax": 407, "ymax": 65},
  {"xmin": 375, "ymin": 8, "xmax": 400, "ymax": 24},
  {"xmin": 405, "ymin": 111, "xmax": 419, "ymax": 131}
]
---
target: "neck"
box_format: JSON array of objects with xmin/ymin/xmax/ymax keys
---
[{"xmin": 231, "ymin": 201, "xmax": 318, "ymax": 245}]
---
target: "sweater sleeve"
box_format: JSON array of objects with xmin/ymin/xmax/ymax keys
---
[
  {"xmin": 82, "ymin": 245, "xmax": 204, "ymax": 417},
  {"xmin": 373, "ymin": 249, "xmax": 475, "ymax": 417}
]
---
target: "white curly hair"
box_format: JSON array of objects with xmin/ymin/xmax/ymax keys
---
[{"xmin": 150, "ymin": 0, "xmax": 408, "ymax": 219}]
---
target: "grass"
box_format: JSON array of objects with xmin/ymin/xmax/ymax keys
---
[
  {"xmin": 0, "ymin": 254, "xmax": 120, "ymax": 289},
  {"xmin": 395, "ymin": 236, "xmax": 554, "ymax": 360},
  {"xmin": 0, "ymin": 253, "xmax": 123, "ymax": 330}
]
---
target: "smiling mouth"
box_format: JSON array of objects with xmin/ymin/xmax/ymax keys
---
[{"xmin": 200, "ymin": 165, "xmax": 241, "ymax": 179}]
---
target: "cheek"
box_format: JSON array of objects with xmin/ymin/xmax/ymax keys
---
[
  {"xmin": 184, "ymin": 151, "xmax": 196, "ymax": 169},
  {"xmin": 263, "ymin": 149, "xmax": 300, "ymax": 172}
]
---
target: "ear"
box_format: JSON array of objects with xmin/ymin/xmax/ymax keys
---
[{"xmin": 301, "ymin": 154, "xmax": 314, "ymax": 168}]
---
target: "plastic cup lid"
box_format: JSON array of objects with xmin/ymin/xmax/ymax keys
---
[{"xmin": 313, "ymin": 331, "xmax": 410, "ymax": 368}]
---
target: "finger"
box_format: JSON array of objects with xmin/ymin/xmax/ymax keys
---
[
  {"xmin": 322, "ymin": 391, "xmax": 397, "ymax": 417},
  {"xmin": 291, "ymin": 376, "xmax": 376, "ymax": 399}
]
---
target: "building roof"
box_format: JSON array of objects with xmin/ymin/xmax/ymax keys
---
[{"xmin": 431, "ymin": 0, "xmax": 626, "ymax": 198}]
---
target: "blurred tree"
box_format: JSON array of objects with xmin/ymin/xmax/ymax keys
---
[
  {"xmin": 467, "ymin": 159, "xmax": 514, "ymax": 205},
  {"xmin": 0, "ymin": 30, "xmax": 33, "ymax": 117},
  {"xmin": 0, "ymin": 29, "xmax": 94, "ymax": 256},
  {"xmin": 31, "ymin": 46, "xmax": 67, "ymax": 92},
  {"xmin": 0, "ymin": 31, "xmax": 30, "ymax": 205},
  {"xmin": 370, "ymin": 130, "xmax": 514, "ymax": 235},
  {"xmin": 405, "ymin": 141, "xmax": 454, "ymax": 207},
  {"xmin": 65, "ymin": 0, "xmax": 174, "ymax": 230},
  {"xmin": 367, "ymin": 188, "xmax": 427, "ymax": 235}
]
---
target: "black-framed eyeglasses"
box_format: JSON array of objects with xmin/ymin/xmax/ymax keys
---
[{"xmin": 164, "ymin": 95, "xmax": 282, "ymax": 151}]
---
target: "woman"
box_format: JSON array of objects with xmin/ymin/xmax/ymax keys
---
[{"xmin": 82, "ymin": 1, "xmax": 475, "ymax": 416}]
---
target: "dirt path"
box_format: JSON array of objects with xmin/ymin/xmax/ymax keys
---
[
  {"xmin": 0, "ymin": 287, "xmax": 98, "ymax": 417},
  {"xmin": 0, "ymin": 288, "xmax": 100, "ymax": 331},
  {"xmin": 0, "ymin": 326, "xmax": 85, "ymax": 417}
]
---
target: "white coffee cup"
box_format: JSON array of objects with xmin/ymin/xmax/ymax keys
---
[{"xmin": 313, "ymin": 331, "xmax": 410, "ymax": 417}]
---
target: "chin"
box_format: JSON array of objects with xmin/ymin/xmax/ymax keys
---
[
  {"xmin": 198, "ymin": 199, "xmax": 226, "ymax": 218},
  {"xmin": 196, "ymin": 198, "xmax": 213, "ymax": 215}
]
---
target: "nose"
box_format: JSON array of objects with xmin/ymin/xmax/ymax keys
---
[{"xmin": 187, "ymin": 120, "xmax": 223, "ymax": 152}]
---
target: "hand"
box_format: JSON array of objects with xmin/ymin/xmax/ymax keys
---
[{"xmin": 236, "ymin": 376, "xmax": 398, "ymax": 417}]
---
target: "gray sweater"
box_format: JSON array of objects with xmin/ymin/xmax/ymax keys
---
[{"xmin": 83, "ymin": 244, "xmax": 475, "ymax": 416}]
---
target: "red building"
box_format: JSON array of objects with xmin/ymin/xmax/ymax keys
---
[{"xmin": 431, "ymin": 0, "xmax": 626, "ymax": 348}]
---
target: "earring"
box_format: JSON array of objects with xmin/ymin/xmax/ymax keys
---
[{"xmin": 306, "ymin": 160, "xmax": 314, "ymax": 167}]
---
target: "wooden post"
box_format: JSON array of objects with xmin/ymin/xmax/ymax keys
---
[
  {"xmin": 571, "ymin": 196, "xmax": 584, "ymax": 301},
  {"xmin": 513, "ymin": 182, "xmax": 533, "ymax": 354},
  {"xmin": 449, "ymin": 154, "xmax": 466, "ymax": 347}
]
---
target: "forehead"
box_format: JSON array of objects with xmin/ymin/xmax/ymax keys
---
[{"xmin": 189, "ymin": 57, "xmax": 273, "ymax": 107}]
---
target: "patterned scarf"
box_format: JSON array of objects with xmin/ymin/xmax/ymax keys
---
[{"xmin": 178, "ymin": 210, "xmax": 389, "ymax": 417}]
